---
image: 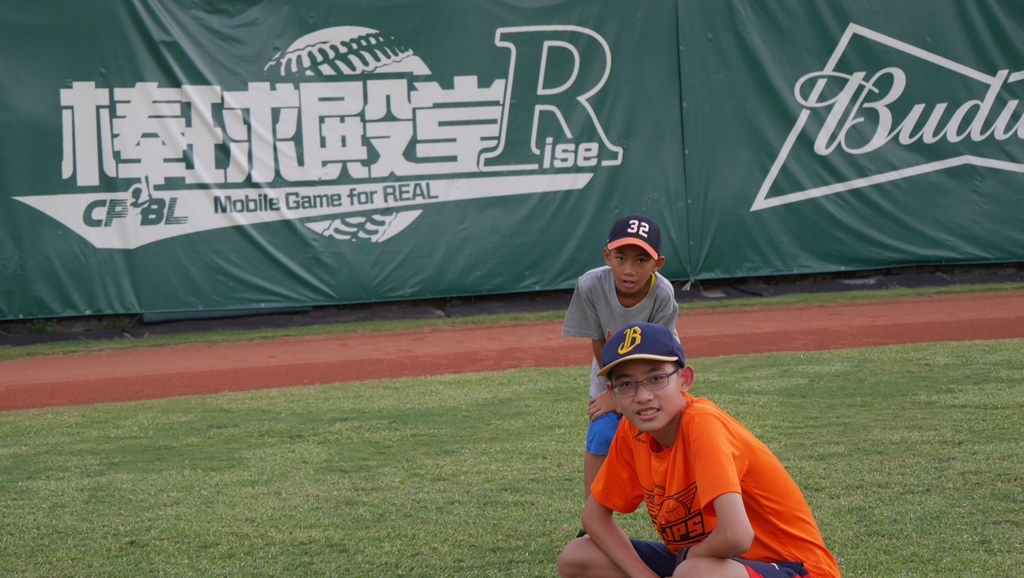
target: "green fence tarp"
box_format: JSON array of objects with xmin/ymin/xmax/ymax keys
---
[{"xmin": 2, "ymin": 0, "xmax": 1023, "ymax": 320}]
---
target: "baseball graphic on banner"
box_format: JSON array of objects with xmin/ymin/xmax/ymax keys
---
[{"xmin": 267, "ymin": 26, "xmax": 430, "ymax": 242}]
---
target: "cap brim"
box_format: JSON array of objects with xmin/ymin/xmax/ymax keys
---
[
  {"xmin": 607, "ymin": 238, "xmax": 659, "ymax": 259},
  {"xmin": 597, "ymin": 353, "xmax": 680, "ymax": 377}
]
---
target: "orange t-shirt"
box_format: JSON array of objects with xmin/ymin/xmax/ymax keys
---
[{"xmin": 591, "ymin": 393, "xmax": 841, "ymax": 578}]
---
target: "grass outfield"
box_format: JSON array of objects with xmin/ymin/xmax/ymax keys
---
[{"xmin": 1, "ymin": 340, "xmax": 1022, "ymax": 576}]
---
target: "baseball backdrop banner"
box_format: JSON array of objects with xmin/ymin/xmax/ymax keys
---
[
  {"xmin": 679, "ymin": 0, "xmax": 1024, "ymax": 278},
  {"xmin": 0, "ymin": 0, "xmax": 686, "ymax": 319},
  {"xmin": 2, "ymin": 0, "xmax": 1024, "ymax": 321}
]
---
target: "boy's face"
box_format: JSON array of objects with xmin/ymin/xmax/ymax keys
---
[
  {"xmin": 607, "ymin": 359, "xmax": 693, "ymax": 447},
  {"xmin": 604, "ymin": 244, "xmax": 665, "ymax": 303}
]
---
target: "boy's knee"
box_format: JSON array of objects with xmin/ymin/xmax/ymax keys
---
[
  {"xmin": 556, "ymin": 537, "xmax": 593, "ymax": 577},
  {"xmin": 673, "ymin": 556, "xmax": 745, "ymax": 577}
]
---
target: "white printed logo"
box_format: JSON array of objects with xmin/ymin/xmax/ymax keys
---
[
  {"xmin": 15, "ymin": 25, "xmax": 622, "ymax": 249},
  {"xmin": 753, "ymin": 23, "xmax": 1024, "ymax": 211}
]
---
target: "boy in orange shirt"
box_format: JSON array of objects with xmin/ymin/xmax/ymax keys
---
[{"xmin": 557, "ymin": 322, "xmax": 841, "ymax": 578}]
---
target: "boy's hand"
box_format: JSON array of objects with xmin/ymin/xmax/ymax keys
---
[{"xmin": 588, "ymin": 390, "xmax": 618, "ymax": 421}]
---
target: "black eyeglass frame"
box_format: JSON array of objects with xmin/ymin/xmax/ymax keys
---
[{"xmin": 610, "ymin": 367, "xmax": 681, "ymax": 398}]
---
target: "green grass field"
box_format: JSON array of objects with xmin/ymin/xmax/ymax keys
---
[{"xmin": 2, "ymin": 338, "xmax": 1022, "ymax": 576}]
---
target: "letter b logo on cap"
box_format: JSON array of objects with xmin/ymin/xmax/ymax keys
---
[{"xmin": 617, "ymin": 326, "xmax": 642, "ymax": 354}]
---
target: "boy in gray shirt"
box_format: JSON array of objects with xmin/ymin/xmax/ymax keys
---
[{"xmin": 562, "ymin": 214, "xmax": 679, "ymax": 509}]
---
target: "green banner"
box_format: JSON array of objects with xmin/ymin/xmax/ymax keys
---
[
  {"xmin": 0, "ymin": 1, "xmax": 686, "ymax": 319},
  {"xmin": 3, "ymin": 0, "xmax": 1024, "ymax": 321},
  {"xmin": 680, "ymin": 0, "xmax": 1024, "ymax": 278}
]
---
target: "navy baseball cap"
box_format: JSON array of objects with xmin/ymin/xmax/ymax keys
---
[
  {"xmin": 598, "ymin": 322, "xmax": 685, "ymax": 377},
  {"xmin": 606, "ymin": 214, "xmax": 662, "ymax": 259}
]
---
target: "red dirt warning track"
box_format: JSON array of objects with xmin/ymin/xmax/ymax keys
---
[{"xmin": 2, "ymin": 291, "xmax": 1023, "ymax": 412}]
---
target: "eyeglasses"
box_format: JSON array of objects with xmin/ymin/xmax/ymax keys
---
[{"xmin": 610, "ymin": 367, "xmax": 680, "ymax": 398}]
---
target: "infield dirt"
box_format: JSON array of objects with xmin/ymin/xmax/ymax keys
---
[{"xmin": 2, "ymin": 291, "xmax": 1023, "ymax": 412}]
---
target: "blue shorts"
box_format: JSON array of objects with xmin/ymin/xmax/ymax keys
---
[
  {"xmin": 631, "ymin": 540, "xmax": 810, "ymax": 578},
  {"xmin": 585, "ymin": 412, "xmax": 621, "ymax": 455}
]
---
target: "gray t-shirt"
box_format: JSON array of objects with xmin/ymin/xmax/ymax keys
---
[{"xmin": 562, "ymin": 266, "xmax": 680, "ymax": 398}]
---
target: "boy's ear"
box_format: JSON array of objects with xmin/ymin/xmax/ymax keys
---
[
  {"xmin": 603, "ymin": 248, "xmax": 613, "ymax": 266},
  {"xmin": 652, "ymin": 255, "xmax": 666, "ymax": 271},
  {"xmin": 678, "ymin": 365, "xmax": 695, "ymax": 392}
]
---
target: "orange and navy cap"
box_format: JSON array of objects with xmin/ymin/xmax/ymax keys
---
[
  {"xmin": 598, "ymin": 322, "xmax": 685, "ymax": 377},
  {"xmin": 606, "ymin": 214, "xmax": 662, "ymax": 259}
]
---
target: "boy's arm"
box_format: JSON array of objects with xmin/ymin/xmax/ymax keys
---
[
  {"xmin": 562, "ymin": 273, "xmax": 604, "ymax": 339},
  {"xmin": 588, "ymin": 337, "xmax": 618, "ymax": 420},
  {"xmin": 581, "ymin": 496, "xmax": 660, "ymax": 578},
  {"xmin": 684, "ymin": 492, "xmax": 754, "ymax": 560},
  {"xmin": 591, "ymin": 338, "xmax": 606, "ymax": 366}
]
